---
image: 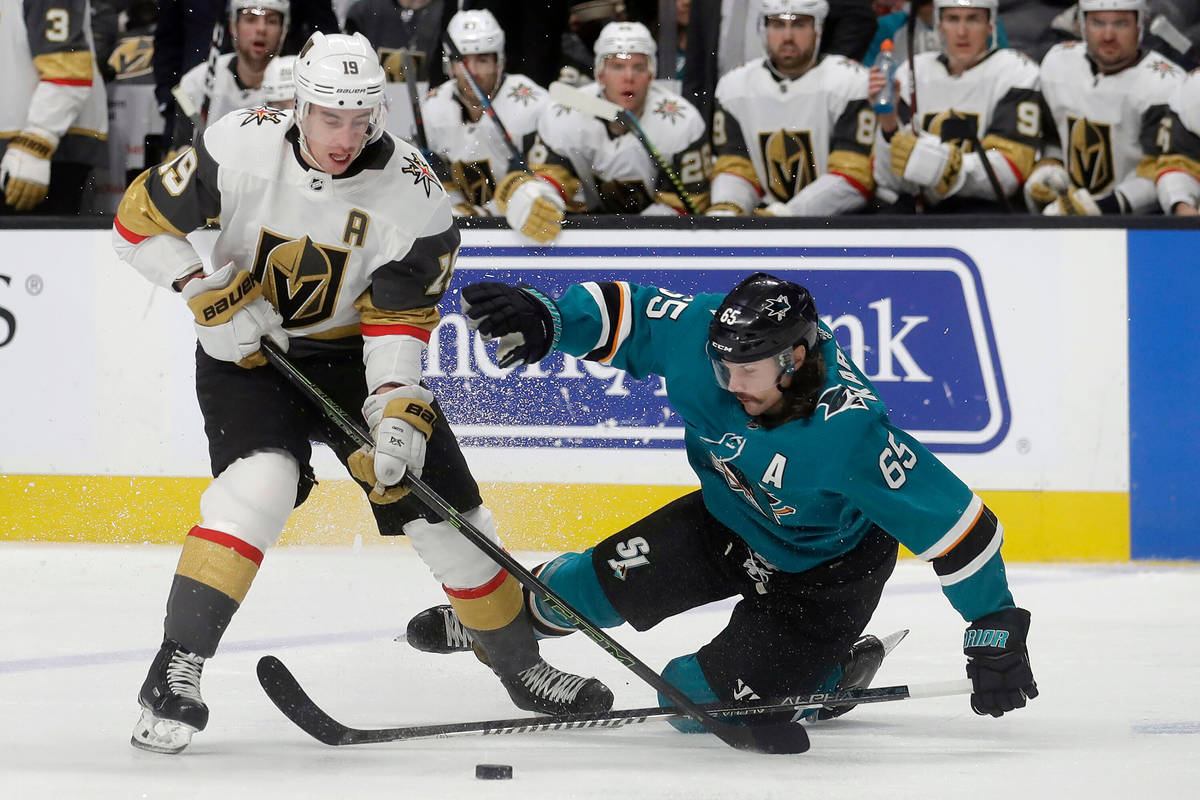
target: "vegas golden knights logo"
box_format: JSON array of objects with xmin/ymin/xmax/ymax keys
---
[
  {"xmin": 379, "ymin": 48, "xmax": 426, "ymax": 82},
  {"xmin": 251, "ymin": 231, "xmax": 350, "ymax": 328},
  {"xmin": 1066, "ymin": 116, "xmax": 1115, "ymax": 194},
  {"xmin": 107, "ymin": 35, "xmax": 154, "ymax": 80},
  {"xmin": 922, "ymin": 109, "xmax": 982, "ymax": 151},
  {"xmin": 758, "ymin": 130, "xmax": 817, "ymax": 202},
  {"xmin": 451, "ymin": 159, "xmax": 497, "ymax": 207}
]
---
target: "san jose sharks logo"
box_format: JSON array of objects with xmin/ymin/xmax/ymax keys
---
[
  {"xmin": 816, "ymin": 384, "xmax": 869, "ymax": 420},
  {"xmin": 700, "ymin": 432, "xmax": 745, "ymax": 462},
  {"xmin": 239, "ymin": 105, "xmax": 286, "ymax": 126},
  {"xmin": 762, "ymin": 294, "xmax": 791, "ymax": 321},
  {"xmin": 401, "ymin": 152, "xmax": 438, "ymax": 198}
]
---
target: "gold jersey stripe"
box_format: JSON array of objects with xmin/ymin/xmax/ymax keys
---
[
  {"xmin": 446, "ymin": 573, "xmax": 523, "ymax": 631},
  {"xmin": 115, "ymin": 170, "xmax": 188, "ymax": 239},
  {"xmin": 354, "ymin": 293, "xmax": 441, "ymax": 330},
  {"xmin": 981, "ymin": 135, "xmax": 1035, "ymax": 183},
  {"xmin": 32, "ymin": 51, "xmax": 95, "ymax": 82},
  {"xmin": 827, "ymin": 150, "xmax": 874, "ymax": 193},
  {"xmin": 175, "ymin": 535, "xmax": 261, "ymax": 604},
  {"xmin": 1146, "ymin": 154, "xmax": 1200, "ymax": 180},
  {"xmin": 712, "ymin": 154, "xmax": 760, "ymax": 189}
]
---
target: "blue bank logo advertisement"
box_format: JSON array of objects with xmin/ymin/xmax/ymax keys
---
[{"xmin": 426, "ymin": 246, "xmax": 1010, "ymax": 454}]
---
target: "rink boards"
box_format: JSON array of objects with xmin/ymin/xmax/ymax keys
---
[{"xmin": 0, "ymin": 225, "xmax": 1194, "ymax": 560}]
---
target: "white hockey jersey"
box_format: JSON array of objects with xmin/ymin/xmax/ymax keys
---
[
  {"xmin": 1151, "ymin": 71, "xmax": 1200, "ymax": 212},
  {"xmin": 876, "ymin": 48, "xmax": 1045, "ymax": 209},
  {"xmin": 711, "ymin": 55, "xmax": 874, "ymax": 213},
  {"xmin": 0, "ymin": 0, "xmax": 107, "ymax": 165},
  {"xmin": 531, "ymin": 82, "xmax": 709, "ymax": 213},
  {"xmin": 1040, "ymin": 42, "xmax": 1183, "ymax": 213},
  {"xmin": 113, "ymin": 108, "xmax": 459, "ymax": 366},
  {"xmin": 423, "ymin": 73, "xmax": 551, "ymax": 215},
  {"xmin": 178, "ymin": 54, "xmax": 297, "ymax": 126}
]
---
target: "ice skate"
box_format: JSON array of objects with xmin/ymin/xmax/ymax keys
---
[
  {"xmin": 816, "ymin": 629, "xmax": 909, "ymax": 720},
  {"xmin": 130, "ymin": 639, "xmax": 209, "ymax": 754},
  {"xmin": 499, "ymin": 658, "xmax": 615, "ymax": 715},
  {"xmin": 404, "ymin": 604, "xmax": 474, "ymax": 654}
]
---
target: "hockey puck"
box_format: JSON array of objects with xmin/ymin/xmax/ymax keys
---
[{"xmin": 475, "ymin": 764, "xmax": 513, "ymax": 780}]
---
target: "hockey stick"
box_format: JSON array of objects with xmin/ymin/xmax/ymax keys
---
[
  {"xmin": 258, "ymin": 340, "xmax": 808, "ymax": 755},
  {"xmin": 1150, "ymin": 15, "xmax": 1200, "ymax": 67},
  {"xmin": 905, "ymin": 5, "xmax": 925, "ymax": 214},
  {"xmin": 257, "ymin": 655, "xmax": 971, "ymax": 746},
  {"xmin": 939, "ymin": 117, "xmax": 1013, "ymax": 213},
  {"xmin": 400, "ymin": 50, "xmax": 431, "ymax": 152},
  {"xmin": 441, "ymin": 32, "xmax": 527, "ymax": 173},
  {"xmin": 549, "ymin": 81, "xmax": 701, "ymax": 215},
  {"xmin": 198, "ymin": 19, "xmax": 225, "ymax": 130}
]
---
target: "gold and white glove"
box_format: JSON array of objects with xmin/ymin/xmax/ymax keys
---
[
  {"xmin": 891, "ymin": 131, "xmax": 964, "ymax": 200},
  {"xmin": 1, "ymin": 129, "xmax": 56, "ymax": 211},
  {"xmin": 182, "ymin": 263, "xmax": 288, "ymax": 368},
  {"xmin": 1043, "ymin": 187, "xmax": 1101, "ymax": 216},
  {"xmin": 348, "ymin": 385, "xmax": 437, "ymax": 504},
  {"xmin": 496, "ymin": 172, "xmax": 565, "ymax": 244},
  {"xmin": 1023, "ymin": 161, "xmax": 1071, "ymax": 214}
]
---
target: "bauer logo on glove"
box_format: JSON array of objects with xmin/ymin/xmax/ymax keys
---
[{"xmin": 196, "ymin": 273, "xmax": 260, "ymax": 323}]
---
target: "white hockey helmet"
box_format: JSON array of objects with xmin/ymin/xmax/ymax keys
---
[
  {"xmin": 593, "ymin": 21, "xmax": 657, "ymax": 79},
  {"xmin": 293, "ymin": 32, "xmax": 389, "ymax": 151},
  {"xmin": 757, "ymin": 0, "xmax": 829, "ymax": 60},
  {"xmin": 934, "ymin": 0, "xmax": 999, "ymax": 54},
  {"xmin": 934, "ymin": 0, "xmax": 999, "ymax": 24},
  {"xmin": 261, "ymin": 55, "xmax": 295, "ymax": 105},
  {"xmin": 443, "ymin": 9, "xmax": 506, "ymax": 73},
  {"xmin": 760, "ymin": 0, "xmax": 830, "ymax": 28},
  {"xmin": 230, "ymin": 0, "xmax": 291, "ymax": 54},
  {"xmin": 1078, "ymin": 0, "xmax": 1146, "ymax": 41}
]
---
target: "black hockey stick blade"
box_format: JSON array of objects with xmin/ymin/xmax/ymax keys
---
[{"xmin": 258, "ymin": 655, "xmax": 355, "ymax": 746}]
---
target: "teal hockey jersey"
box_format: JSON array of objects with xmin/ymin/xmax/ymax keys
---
[{"xmin": 553, "ymin": 280, "xmax": 1015, "ymax": 623}]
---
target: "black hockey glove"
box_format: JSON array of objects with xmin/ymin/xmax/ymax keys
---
[
  {"xmin": 460, "ymin": 282, "xmax": 561, "ymax": 368},
  {"xmin": 964, "ymin": 607, "xmax": 1039, "ymax": 718}
]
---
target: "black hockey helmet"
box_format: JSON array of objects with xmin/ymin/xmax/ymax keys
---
[{"xmin": 708, "ymin": 272, "xmax": 818, "ymax": 388}]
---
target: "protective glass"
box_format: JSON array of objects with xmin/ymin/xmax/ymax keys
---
[
  {"xmin": 298, "ymin": 104, "xmax": 377, "ymax": 152},
  {"xmin": 710, "ymin": 349, "xmax": 795, "ymax": 392}
]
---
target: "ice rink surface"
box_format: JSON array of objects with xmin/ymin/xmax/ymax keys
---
[{"xmin": 2, "ymin": 541, "xmax": 1198, "ymax": 799}]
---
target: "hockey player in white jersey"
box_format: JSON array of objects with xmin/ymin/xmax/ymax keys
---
[
  {"xmin": 112, "ymin": 31, "xmax": 613, "ymax": 755},
  {"xmin": 497, "ymin": 21, "xmax": 710, "ymax": 243},
  {"xmin": 1029, "ymin": 0, "xmax": 1182, "ymax": 216},
  {"xmin": 0, "ymin": 0, "xmax": 108, "ymax": 214},
  {"xmin": 872, "ymin": 0, "xmax": 1047, "ymax": 213},
  {"xmin": 1150, "ymin": 69, "xmax": 1200, "ymax": 215},
  {"xmin": 424, "ymin": 9, "xmax": 551, "ymax": 217},
  {"xmin": 706, "ymin": 0, "xmax": 874, "ymax": 217},
  {"xmin": 173, "ymin": 0, "xmax": 296, "ymax": 146}
]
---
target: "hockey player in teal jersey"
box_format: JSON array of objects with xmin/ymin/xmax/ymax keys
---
[{"xmin": 407, "ymin": 272, "xmax": 1038, "ymax": 731}]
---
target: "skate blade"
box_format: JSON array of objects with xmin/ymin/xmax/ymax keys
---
[
  {"xmin": 879, "ymin": 629, "xmax": 909, "ymax": 657},
  {"xmin": 130, "ymin": 708, "xmax": 198, "ymax": 754}
]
